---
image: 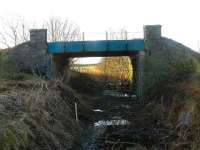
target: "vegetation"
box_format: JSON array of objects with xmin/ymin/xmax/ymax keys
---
[
  {"xmin": 168, "ymin": 58, "xmax": 198, "ymax": 81},
  {"xmin": 97, "ymin": 56, "xmax": 133, "ymax": 82},
  {"xmin": 0, "ymin": 79, "xmax": 92, "ymax": 150},
  {"xmin": 0, "ymin": 51, "xmax": 33, "ymax": 81},
  {"xmin": 142, "ymin": 56, "xmax": 200, "ymax": 149},
  {"xmin": 0, "ymin": 52, "xmax": 93, "ymax": 150},
  {"xmin": 0, "ymin": 16, "xmax": 80, "ymax": 48},
  {"xmin": 70, "ymin": 56, "xmax": 133, "ymax": 93},
  {"xmin": 68, "ymin": 71, "xmax": 104, "ymax": 95},
  {"xmin": 146, "ymin": 58, "xmax": 198, "ymax": 100},
  {"xmin": 0, "ymin": 121, "xmax": 30, "ymax": 150},
  {"xmin": 0, "ymin": 16, "xmax": 200, "ymax": 148}
]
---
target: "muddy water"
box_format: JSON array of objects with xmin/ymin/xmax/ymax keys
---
[
  {"xmin": 80, "ymin": 94, "xmax": 172, "ymax": 150},
  {"xmin": 81, "ymin": 94, "xmax": 137, "ymax": 150}
]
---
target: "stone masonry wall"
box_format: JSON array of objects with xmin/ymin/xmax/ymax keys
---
[
  {"xmin": 142, "ymin": 25, "xmax": 199, "ymax": 99},
  {"xmin": 9, "ymin": 29, "xmax": 49, "ymax": 75}
]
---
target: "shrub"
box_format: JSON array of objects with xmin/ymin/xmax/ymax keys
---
[
  {"xmin": 169, "ymin": 59, "xmax": 197, "ymax": 81},
  {"xmin": 0, "ymin": 52, "xmax": 34, "ymax": 81},
  {"xmin": 146, "ymin": 58, "xmax": 199, "ymax": 102},
  {"xmin": 69, "ymin": 72, "xmax": 103, "ymax": 95},
  {"xmin": 0, "ymin": 121, "xmax": 30, "ymax": 150}
]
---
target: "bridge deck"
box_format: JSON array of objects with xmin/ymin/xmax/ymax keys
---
[{"xmin": 47, "ymin": 39, "xmax": 145, "ymax": 57}]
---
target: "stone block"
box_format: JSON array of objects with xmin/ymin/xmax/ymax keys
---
[{"xmin": 144, "ymin": 25, "xmax": 162, "ymax": 40}]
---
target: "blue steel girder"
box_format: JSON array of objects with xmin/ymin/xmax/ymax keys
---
[{"xmin": 47, "ymin": 39, "xmax": 145, "ymax": 57}]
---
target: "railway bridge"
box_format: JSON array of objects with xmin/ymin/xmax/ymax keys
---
[
  {"xmin": 28, "ymin": 25, "xmax": 161, "ymax": 100},
  {"xmin": 13, "ymin": 24, "xmax": 194, "ymax": 100}
]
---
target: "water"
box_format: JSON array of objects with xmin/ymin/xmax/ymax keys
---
[
  {"xmin": 93, "ymin": 109, "xmax": 103, "ymax": 112},
  {"xmin": 81, "ymin": 118, "xmax": 129, "ymax": 150},
  {"xmin": 103, "ymin": 90, "xmax": 136, "ymax": 98},
  {"xmin": 94, "ymin": 119, "xmax": 129, "ymax": 127}
]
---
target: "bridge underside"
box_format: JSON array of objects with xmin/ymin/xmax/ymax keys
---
[
  {"xmin": 48, "ymin": 39, "xmax": 145, "ymax": 100},
  {"xmin": 47, "ymin": 39, "xmax": 144, "ymax": 57},
  {"xmin": 52, "ymin": 51, "xmax": 140, "ymax": 58}
]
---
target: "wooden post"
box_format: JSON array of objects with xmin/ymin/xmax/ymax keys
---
[
  {"xmin": 125, "ymin": 31, "xmax": 128, "ymax": 40},
  {"xmin": 106, "ymin": 31, "xmax": 108, "ymax": 40},
  {"xmin": 82, "ymin": 32, "xmax": 85, "ymax": 41},
  {"xmin": 75, "ymin": 102, "xmax": 79, "ymax": 122},
  {"xmin": 82, "ymin": 32, "xmax": 85, "ymax": 51},
  {"xmin": 125, "ymin": 31, "xmax": 128, "ymax": 50}
]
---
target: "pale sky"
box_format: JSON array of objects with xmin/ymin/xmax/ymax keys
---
[{"xmin": 0, "ymin": 0, "xmax": 200, "ymax": 63}]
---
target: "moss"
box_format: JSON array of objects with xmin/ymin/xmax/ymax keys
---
[
  {"xmin": 0, "ymin": 72, "xmax": 34, "ymax": 81},
  {"xmin": 0, "ymin": 122, "xmax": 30, "ymax": 150}
]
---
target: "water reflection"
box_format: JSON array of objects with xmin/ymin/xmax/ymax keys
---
[{"xmin": 94, "ymin": 119, "xmax": 129, "ymax": 127}]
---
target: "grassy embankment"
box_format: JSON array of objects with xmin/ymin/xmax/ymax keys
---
[
  {"xmin": 98, "ymin": 56, "xmax": 200, "ymax": 149},
  {"xmin": 137, "ymin": 57, "xmax": 200, "ymax": 149},
  {"xmin": 1, "ymin": 49, "xmax": 200, "ymax": 149},
  {"xmin": 0, "ymin": 51, "xmax": 93, "ymax": 150},
  {"xmin": 0, "ymin": 51, "xmax": 33, "ymax": 81}
]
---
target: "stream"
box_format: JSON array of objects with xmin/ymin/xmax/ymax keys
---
[
  {"xmin": 80, "ymin": 93, "xmax": 140, "ymax": 149},
  {"xmin": 81, "ymin": 105, "xmax": 131, "ymax": 150},
  {"xmin": 79, "ymin": 92, "xmax": 173, "ymax": 150},
  {"xmin": 81, "ymin": 118, "xmax": 130, "ymax": 149}
]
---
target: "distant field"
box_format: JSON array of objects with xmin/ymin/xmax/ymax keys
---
[{"xmin": 71, "ymin": 56, "xmax": 133, "ymax": 82}]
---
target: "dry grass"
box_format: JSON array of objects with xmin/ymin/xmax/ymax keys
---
[
  {"xmin": 71, "ymin": 56, "xmax": 133, "ymax": 82},
  {"xmin": 167, "ymin": 76, "xmax": 200, "ymax": 149},
  {"xmin": 0, "ymin": 79, "xmax": 92, "ymax": 150}
]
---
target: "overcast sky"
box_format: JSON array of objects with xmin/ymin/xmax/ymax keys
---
[{"xmin": 0, "ymin": 0, "xmax": 199, "ymax": 62}]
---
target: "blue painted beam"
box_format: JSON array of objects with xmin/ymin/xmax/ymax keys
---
[{"xmin": 47, "ymin": 39, "xmax": 144, "ymax": 55}]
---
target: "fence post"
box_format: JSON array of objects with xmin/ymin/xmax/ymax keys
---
[{"xmin": 75, "ymin": 102, "xmax": 79, "ymax": 122}]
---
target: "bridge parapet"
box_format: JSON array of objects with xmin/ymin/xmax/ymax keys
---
[
  {"xmin": 30, "ymin": 29, "xmax": 47, "ymax": 43},
  {"xmin": 30, "ymin": 29, "xmax": 47, "ymax": 50},
  {"xmin": 144, "ymin": 25, "xmax": 162, "ymax": 40},
  {"xmin": 29, "ymin": 29, "xmax": 49, "ymax": 76}
]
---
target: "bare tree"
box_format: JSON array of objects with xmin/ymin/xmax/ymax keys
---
[
  {"xmin": 0, "ymin": 16, "xmax": 80, "ymax": 49},
  {"xmin": 0, "ymin": 17, "xmax": 30, "ymax": 48},
  {"xmin": 44, "ymin": 16, "xmax": 81, "ymax": 66},
  {"xmin": 108, "ymin": 28, "xmax": 127, "ymax": 40},
  {"xmin": 44, "ymin": 16, "xmax": 80, "ymax": 42},
  {"xmin": 100, "ymin": 29, "xmax": 133, "ymax": 91}
]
